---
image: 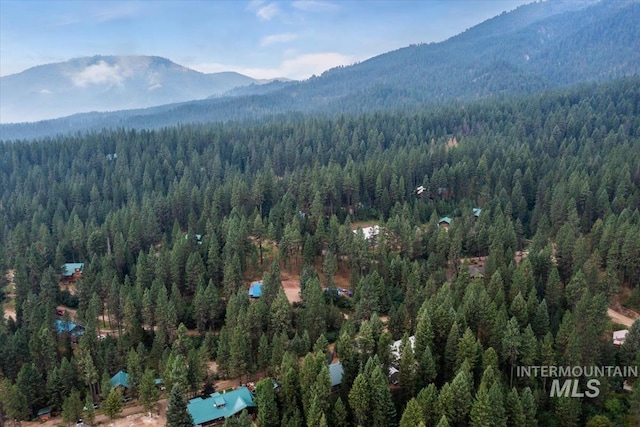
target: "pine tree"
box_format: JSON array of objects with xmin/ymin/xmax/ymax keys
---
[
  {"xmin": 139, "ymin": 368, "xmax": 160, "ymax": 415},
  {"xmin": 520, "ymin": 387, "xmax": 537, "ymax": 427},
  {"xmin": 62, "ymin": 389, "xmax": 84, "ymax": 425},
  {"xmin": 450, "ymin": 369, "xmax": 473, "ymax": 425},
  {"xmin": 255, "ymin": 378, "xmax": 279, "ymax": 427},
  {"xmin": 470, "ymin": 384, "xmax": 492, "ymax": 427},
  {"xmin": 349, "ymin": 373, "xmax": 370, "ymax": 427},
  {"xmin": 166, "ymin": 384, "xmax": 194, "ymax": 427},
  {"xmin": 435, "ymin": 415, "xmax": 451, "ymax": 427},
  {"xmin": 84, "ymin": 394, "xmax": 96, "ymax": 426},
  {"xmin": 398, "ymin": 333, "xmax": 417, "ymax": 404},
  {"xmin": 416, "ymin": 383, "xmax": 440, "ymax": 426},
  {"xmin": 505, "ymin": 388, "xmax": 525, "ymax": 427},
  {"xmin": 0, "ymin": 379, "xmax": 29, "ymax": 421},
  {"xmin": 102, "ymin": 388, "xmax": 123, "ymax": 423},
  {"xmin": 487, "ymin": 382, "xmax": 507, "ymax": 427},
  {"xmin": 332, "ymin": 397, "xmax": 348, "ymax": 427},
  {"xmin": 400, "ymin": 397, "xmax": 423, "ymax": 427}
]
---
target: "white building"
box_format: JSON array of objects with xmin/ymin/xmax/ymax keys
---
[
  {"xmin": 613, "ymin": 329, "xmax": 629, "ymax": 345},
  {"xmin": 354, "ymin": 225, "xmax": 380, "ymax": 241}
]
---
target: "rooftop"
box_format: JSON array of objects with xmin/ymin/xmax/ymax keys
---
[
  {"xmin": 613, "ymin": 329, "xmax": 629, "ymax": 345},
  {"xmin": 187, "ymin": 387, "xmax": 256, "ymax": 425},
  {"xmin": 390, "ymin": 335, "xmax": 415, "ymax": 364},
  {"xmin": 55, "ymin": 319, "xmax": 85, "ymax": 336},
  {"xmin": 354, "ymin": 225, "xmax": 380, "ymax": 240},
  {"xmin": 110, "ymin": 370, "xmax": 130, "ymax": 389},
  {"xmin": 249, "ymin": 281, "xmax": 262, "ymax": 298},
  {"xmin": 62, "ymin": 263, "xmax": 84, "ymax": 277},
  {"xmin": 329, "ymin": 362, "xmax": 344, "ymax": 387}
]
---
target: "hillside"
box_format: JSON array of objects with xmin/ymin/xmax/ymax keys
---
[
  {"xmin": 2, "ymin": 0, "xmax": 639, "ymax": 141},
  {"xmin": 1, "ymin": 77, "xmax": 640, "ymax": 425},
  {"xmin": 5, "ymin": 1, "xmax": 640, "ymax": 139},
  {"xmin": 0, "ymin": 55, "xmax": 264, "ymax": 123}
]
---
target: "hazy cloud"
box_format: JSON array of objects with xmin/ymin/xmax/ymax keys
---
[
  {"xmin": 71, "ymin": 61, "xmax": 128, "ymax": 87},
  {"xmin": 39, "ymin": 89, "xmax": 53, "ymax": 95},
  {"xmin": 192, "ymin": 51, "xmax": 353, "ymax": 80},
  {"xmin": 256, "ymin": 3, "xmax": 279, "ymax": 20},
  {"xmin": 292, "ymin": 1, "xmax": 339, "ymax": 12},
  {"xmin": 260, "ymin": 33, "xmax": 298, "ymax": 47}
]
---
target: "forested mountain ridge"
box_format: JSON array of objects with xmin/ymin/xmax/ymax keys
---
[
  {"xmin": 1, "ymin": 77, "xmax": 640, "ymax": 425},
  {"xmin": 0, "ymin": 55, "xmax": 268, "ymax": 124},
  {"xmin": 2, "ymin": 0, "xmax": 639, "ymax": 141}
]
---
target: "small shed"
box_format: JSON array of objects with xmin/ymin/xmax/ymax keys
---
[
  {"xmin": 37, "ymin": 407, "xmax": 52, "ymax": 422},
  {"xmin": 613, "ymin": 329, "xmax": 629, "ymax": 345},
  {"xmin": 473, "ymin": 208, "xmax": 482, "ymax": 218},
  {"xmin": 438, "ymin": 217, "xmax": 452, "ymax": 229},
  {"xmin": 249, "ymin": 282, "xmax": 262, "ymax": 298}
]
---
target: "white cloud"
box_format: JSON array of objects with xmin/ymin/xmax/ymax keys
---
[
  {"xmin": 191, "ymin": 52, "xmax": 354, "ymax": 80},
  {"xmin": 291, "ymin": 1, "xmax": 339, "ymax": 12},
  {"xmin": 257, "ymin": 3, "xmax": 279, "ymax": 20},
  {"xmin": 71, "ymin": 61, "xmax": 128, "ymax": 87},
  {"xmin": 260, "ymin": 33, "xmax": 298, "ymax": 47},
  {"xmin": 39, "ymin": 89, "xmax": 53, "ymax": 95}
]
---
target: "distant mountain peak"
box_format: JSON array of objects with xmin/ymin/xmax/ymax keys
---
[{"xmin": 0, "ymin": 55, "xmax": 262, "ymax": 123}]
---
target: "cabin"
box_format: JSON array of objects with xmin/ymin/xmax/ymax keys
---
[
  {"xmin": 613, "ymin": 329, "xmax": 629, "ymax": 345},
  {"xmin": 37, "ymin": 407, "xmax": 52, "ymax": 422},
  {"xmin": 110, "ymin": 370, "xmax": 130, "ymax": 391},
  {"xmin": 55, "ymin": 319, "xmax": 85, "ymax": 342},
  {"xmin": 249, "ymin": 282, "xmax": 262, "ymax": 299},
  {"xmin": 187, "ymin": 386, "xmax": 256, "ymax": 426},
  {"xmin": 61, "ymin": 263, "xmax": 84, "ymax": 283},
  {"xmin": 438, "ymin": 217, "xmax": 452, "ymax": 230},
  {"xmin": 329, "ymin": 362, "xmax": 344, "ymax": 392}
]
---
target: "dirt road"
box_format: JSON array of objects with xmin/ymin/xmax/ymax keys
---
[{"xmin": 608, "ymin": 308, "xmax": 638, "ymax": 328}]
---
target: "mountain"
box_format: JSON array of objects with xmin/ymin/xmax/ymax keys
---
[
  {"xmin": 0, "ymin": 55, "xmax": 267, "ymax": 123},
  {"xmin": 3, "ymin": 0, "xmax": 639, "ymax": 140}
]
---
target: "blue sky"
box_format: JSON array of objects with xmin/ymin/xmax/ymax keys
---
[{"xmin": 0, "ymin": 0, "xmax": 532, "ymax": 80}]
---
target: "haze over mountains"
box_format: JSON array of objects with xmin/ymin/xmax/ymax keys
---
[
  {"xmin": 2, "ymin": 0, "xmax": 639, "ymax": 140},
  {"xmin": 0, "ymin": 55, "xmax": 273, "ymax": 123}
]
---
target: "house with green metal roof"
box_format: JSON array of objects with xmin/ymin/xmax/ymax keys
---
[
  {"xmin": 187, "ymin": 386, "xmax": 255, "ymax": 426},
  {"xmin": 438, "ymin": 217, "xmax": 452, "ymax": 230},
  {"xmin": 329, "ymin": 362, "xmax": 344, "ymax": 391},
  {"xmin": 61, "ymin": 263, "xmax": 84, "ymax": 282},
  {"xmin": 110, "ymin": 370, "xmax": 130, "ymax": 389}
]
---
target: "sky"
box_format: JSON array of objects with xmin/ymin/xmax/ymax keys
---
[{"xmin": 0, "ymin": 0, "xmax": 532, "ymax": 80}]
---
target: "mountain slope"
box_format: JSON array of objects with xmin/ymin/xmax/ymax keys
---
[
  {"xmin": 0, "ymin": 55, "xmax": 263, "ymax": 123},
  {"xmin": 2, "ymin": 0, "xmax": 639, "ymax": 140}
]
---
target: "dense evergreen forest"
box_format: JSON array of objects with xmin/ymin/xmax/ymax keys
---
[{"xmin": 1, "ymin": 77, "xmax": 640, "ymax": 427}]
